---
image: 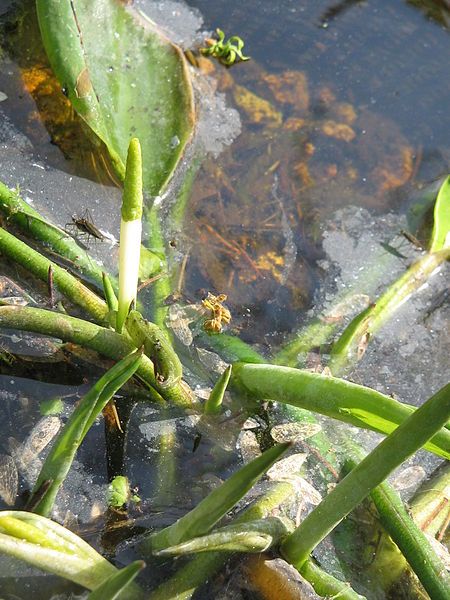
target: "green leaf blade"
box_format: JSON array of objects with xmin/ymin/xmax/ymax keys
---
[
  {"xmin": 36, "ymin": 0, "xmax": 195, "ymax": 195},
  {"xmin": 430, "ymin": 175, "xmax": 450, "ymax": 252},
  {"xmin": 0, "ymin": 511, "xmax": 117, "ymax": 590},
  {"xmin": 233, "ymin": 363, "xmax": 450, "ymax": 459},
  {"xmin": 145, "ymin": 442, "xmax": 291, "ymax": 554},
  {"xmin": 281, "ymin": 382, "xmax": 450, "ymax": 572},
  {"xmin": 88, "ymin": 560, "xmax": 145, "ymax": 600},
  {"xmin": 29, "ymin": 349, "xmax": 143, "ymax": 516}
]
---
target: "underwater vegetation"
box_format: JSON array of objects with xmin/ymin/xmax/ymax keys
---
[{"xmin": 0, "ymin": 1, "xmax": 449, "ymax": 599}]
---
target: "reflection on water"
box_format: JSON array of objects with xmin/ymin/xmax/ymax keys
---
[
  {"xmin": 184, "ymin": 0, "xmax": 450, "ymax": 343},
  {"xmin": 0, "ymin": 0, "xmax": 449, "ymax": 598}
]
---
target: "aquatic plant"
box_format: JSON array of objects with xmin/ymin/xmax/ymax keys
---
[
  {"xmin": 0, "ymin": 2, "xmax": 448, "ymax": 599},
  {"xmin": 201, "ymin": 28, "xmax": 250, "ymax": 66}
]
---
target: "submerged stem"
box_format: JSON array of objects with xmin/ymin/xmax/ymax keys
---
[
  {"xmin": 0, "ymin": 226, "xmax": 108, "ymax": 322},
  {"xmin": 0, "ymin": 181, "xmax": 111, "ymax": 292},
  {"xmin": 280, "ymin": 382, "xmax": 450, "ymax": 572},
  {"xmin": 0, "ymin": 306, "xmax": 192, "ymax": 406},
  {"xmin": 232, "ymin": 363, "xmax": 450, "ymax": 459}
]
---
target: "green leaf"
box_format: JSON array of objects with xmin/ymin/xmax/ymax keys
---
[
  {"xmin": 29, "ymin": 348, "xmax": 143, "ymax": 517},
  {"xmin": 108, "ymin": 475, "xmax": 140, "ymax": 508},
  {"xmin": 233, "ymin": 363, "xmax": 450, "ymax": 459},
  {"xmin": 145, "ymin": 442, "xmax": 291, "ymax": 554},
  {"xmin": 281, "ymin": 381, "xmax": 450, "ymax": 572},
  {"xmin": 40, "ymin": 397, "xmax": 64, "ymax": 416},
  {"xmin": 0, "ymin": 511, "xmax": 117, "ymax": 590},
  {"xmin": 154, "ymin": 517, "xmax": 293, "ymax": 556},
  {"xmin": 430, "ymin": 175, "xmax": 450, "ymax": 252},
  {"xmin": 36, "ymin": 0, "xmax": 195, "ymax": 195},
  {"xmin": 88, "ymin": 561, "xmax": 145, "ymax": 600},
  {"xmin": 204, "ymin": 365, "xmax": 232, "ymax": 415}
]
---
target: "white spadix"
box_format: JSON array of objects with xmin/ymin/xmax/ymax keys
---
[{"xmin": 116, "ymin": 138, "xmax": 143, "ymax": 333}]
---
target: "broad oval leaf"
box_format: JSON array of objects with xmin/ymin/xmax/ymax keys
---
[{"xmin": 36, "ymin": 0, "xmax": 195, "ymax": 195}]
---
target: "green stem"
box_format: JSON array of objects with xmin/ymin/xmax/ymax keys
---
[
  {"xmin": 232, "ymin": 363, "xmax": 450, "ymax": 459},
  {"xmin": 273, "ymin": 318, "xmax": 338, "ymax": 367},
  {"xmin": 0, "ymin": 181, "xmax": 112, "ymax": 292},
  {"xmin": 0, "ymin": 306, "xmax": 192, "ymax": 406},
  {"xmin": 148, "ymin": 482, "xmax": 293, "ymax": 600},
  {"xmin": 280, "ymin": 382, "xmax": 450, "ymax": 571},
  {"xmin": 300, "ymin": 559, "xmax": 367, "ymax": 600},
  {"xmin": 343, "ymin": 444, "xmax": 450, "ymax": 599},
  {"xmin": 330, "ymin": 248, "xmax": 450, "ymax": 374},
  {"xmin": 0, "ymin": 226, "xmax": 108, "ymax": 322},
  {"xmin": 198, "ymin": 330, "xmax": 267, "ymax": 364},
  {"xmin": 126, "ymin": 310, "xmax": 183, "ymax": 388},
  {"xmin": 204, "ymin": 365, "xmax": 232, "ymax": 415},
  {"xmin": 143, "ymin": 204, "xmax": 171, "ymax": 330},
  {"xmin": 30, "ymin": 349, "xmax": 143, "ymax": 517},
  {"xmin": 368, "ymin": 478, "xmax": 450, "ymax": 600},
  {"xmin": 153, "ymin": 419, "xmax": 178, "ymax": 507},
  {"xmin": 146, "ymin": 443, "xmax": 290, "ymax": 554}
]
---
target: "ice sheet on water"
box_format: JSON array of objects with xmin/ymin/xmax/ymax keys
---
[
  {"xmin": 0, "ymin": 147, "xmax": 122, "ymax": 273},
  {"xmin": 352, "ymin": 262, "xmax": 450, "ymax": 407},
  {"xmin": 8, "ymin": 415, "xmax": 61, "ymax": 486},
  {"xmin": 312, "ymin": 206, "xmax": 449, "ymax": 481},
  {"xmin": 135, "ymin": 0, "xmax": 203, "ymax": 48},
  {"xmin": 317, "ymin": 206, "xmax": 449, "ymax": 407},
  {"xmin": 319, "ymin": 206, "xmax": 417, "ymax": 304},
  {"xmin": 49, "ymin": 458, "xmax": 108, "ymax": 523},
  {"xmin": 195, "ymin": 86, "xmax": 242, "ymax": 158},
  {"xmin": 0, "ymin": 106, "xmax": 33, "ymax": 154}
]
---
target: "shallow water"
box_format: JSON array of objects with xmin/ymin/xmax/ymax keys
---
[{"xmin": 0, "ymin": 0, "xmax": 449, "ymax": 598}]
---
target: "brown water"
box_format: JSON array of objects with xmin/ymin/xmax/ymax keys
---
[{"xmin": 0, "ymin": 1, "xmax": 449, "ymax": 598}]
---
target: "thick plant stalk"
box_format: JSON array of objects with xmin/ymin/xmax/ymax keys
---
[
  {"xmin": 232, "ymin": 363, "xmax": 450, "ymax": 459},
  {"xmin": 280, "ymin": 382, "xmax": 450, "ymax": 576},
  {"xmin": 117, "ymin": 138, "xmax": 143, "ymax": 333},
  {"xmin": 0, "ymin": 305, "xmax": 193, "ymax": 406},
  {"xmin": 126, "ymin": 310, "xmax": 182, "ymax": 388},
  {"xmin": 0, "ymin": 226, "xmax": 108, "ymax": 321},
  {"xmin": 0, "ymin": 180, "xmax": 110, "ymax": 291},
  {"xmin": 300, "ymin": 560, "xmax": 366, "ymax": 600}
]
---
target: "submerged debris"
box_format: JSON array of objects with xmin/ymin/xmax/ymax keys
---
[
  {"xmin": 0, "ymin": 454, "xmax": 18, "ymax": 506},
  {"xmin": 8, "ymin": 416, "xmax": 61, "ymax": 485},
  {"xmin": 202, "ymin": 291, "xmax": 232, "ymax": 333}
]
